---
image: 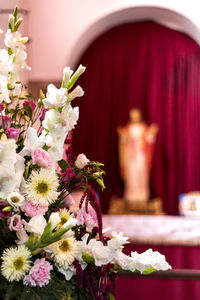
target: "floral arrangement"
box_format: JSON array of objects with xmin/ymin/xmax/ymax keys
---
[{"xmin": 0, "ymin": 6, "xmax": 171, "ymax": 300}]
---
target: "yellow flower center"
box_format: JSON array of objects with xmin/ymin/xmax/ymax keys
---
[
  {"xmin": 36, "ymin": 181, "xmax": 49, "ymax": 195},
  {"xmin": 11, "ymin": 197, "xmax": 20, "ymax": 203},
  {"xmin": 59, "ymin": 239, "xmax": 71, "ymax": 252},
  {"xmin": 13, "ymin": 257, "xmax": 24, "ymax": 271},
  {"xmin": 60, "ymin": 216, "xmax": 69, "ymax": 226}
]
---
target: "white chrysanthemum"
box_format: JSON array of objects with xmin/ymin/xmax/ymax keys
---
[
  {"xmin": 48, "ymin": 233, "xmax": 81, "ymax": 268},
  {"xmin": 23, "ymin": 169, "xmax": 59, "ymax": 206},
  {"xmin": 1, "ymin": 245, "xmax": 32, "ymax": 281},
  {"xmin": 7, "ymin": 191, "xmax": 25, "ymax": 208}
]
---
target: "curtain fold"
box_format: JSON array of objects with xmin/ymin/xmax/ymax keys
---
[{"xmin": 73, "ymin": 21, "xmax": 200, "ymax": 214}]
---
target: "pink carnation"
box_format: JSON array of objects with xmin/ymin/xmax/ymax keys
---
[
  {"xmin": 6, "ymin": 128, "xmax": 20, "ymax": 141},
  {"xmin": 0, "ymin": 116, "xmax": 11, "ymax": 129},
  {"xmin": 32, "ymin": 148, "xmax": 53, "ymax": 168},
  {"xmin": 23, "ymin": 258, "xmax": 53, "ymax": 287},
  {"xmin": 23, "ymin": 100, "xmax": 36, "ymax": 111},
  {"xmin": 23, "ymin": 201, "xmax": 48, "ymax": 217},
  {"xmin": 76, "ymin": 207, "xmax": 98, "ymax": 230},
  {"xmin": 8, "ymin": 214, "xmax": 24, "ymax": 231},
  {"xmin": 75, "ymin": 153, "xmax": 90, "ymax": 169}
]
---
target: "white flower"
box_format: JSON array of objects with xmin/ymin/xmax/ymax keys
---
[
  {"xmin": 68, "ymin": 85, "xmax": 84, "ymax": 102},
  {"xmin": 0, "ymin": 167, "xmax": 17, "ymax": 199},
  {"xmin": 60, "ymin": 105, "xmax": 79, "ymax": 132},
  {"xmin": 47, "ymin": 231, "xmax": 82, "ymax": 268},
  {"xmin": 57, "ymin": 264, "xmax": 76, "ymax": 281},
  {"xmin": 0, "ymin": 137, "xmax": 24, "ymax": 199},
  {"xmin": 7, "ymin": 191, "xmax": 25, "ymax": 208},
  {"xmin": 43, "ymin": 84, "xmax": 67, "ymax": 109},
  {"xmin": 48, "ymin": 210, "xmax": 77, "ymax": 230},
  {"xmin": 0, "ymin": 137, "xmax": 16, "ymax": 167},
  {"xmin": 0, "ymin": 74, "xmax": 10, "ymax": 103},
  {"xmin": 22, "ymin": 168, "xmax": 59, "ymax": 206},
  {"xmin": 16, "ymin": 229, "xmax": 29, "ymax": 245},
  {"xmin": 42, "ymin": 109, "xmax": 65, "ymax": 131},
  {"xmin": 48, "ymin": 212, "xmax": 61, "ymax": 230},
  {"xmin": 39, "ymin": 127, "xmax": 67, "ymax": 162},
  {"xmin": 1, "ymin": 245, "xmax": 32, "ymax": 281},
  {"xmin": 20, "ymin": 127, "xmax": 44, "ymax": 157},
  {"xmin": 75, "ymin": 153, "xmax": 90, "ymax": 169},
  {"xmin": 113, "ymin": 250, "xmax": 136, "ymax": 272},
  {"xmin": 24, "ymin": 215, "xmax": 47, "ymax": 235},
  {"xmin": 107, "ymin": 232, "xmax": 129, "ymax": 250},
  {"xmin": 0, "ymin": 49, "xmax": 14, "ymax": 75},
  {"xmin": 131, "ymin": 249, "xmax": 171, "ymax": 273},
  {"xmin": 13, "ymin": 46, "xmax": 30, "ymax": 70},
  {"xmin": 62, "ymin": 67, "xmax": 73, "ymax": 87},
  {"xmin": 4, "ymin": 29, "xmax": 26, "ymax": 49},
  {"xmin": 82, "ymin": 236, "xmax": 115, "ymax": 267}
]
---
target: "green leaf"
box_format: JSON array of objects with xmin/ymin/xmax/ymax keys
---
[
  {"xmin": 142, "ymin": 266, "xmax": 156, "ymax": 275},
  {"xmin": 13, "ymin": 5, "xmax": 18, "ymax": 20},
  {"xmin": 108, "ymin": 293, "xmax": 115, "ymax": 300},
  {"xmin": 14, "ymin": 17, "xmax": 23, "ymax": 32},
  {"xmin": 23, "ymin": 104, "xmax": 33, "ymax": 118},
  {"xmin": 58, "ymin": 159, "xmax": 70, "ymax": 172},
  {"xmin": 40, "ymin": 89, "xmax": 46, "ymax": 99}
]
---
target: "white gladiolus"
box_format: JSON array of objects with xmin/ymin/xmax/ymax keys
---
[
  {"xmin": 113, "ymin": 250, "xmax": 136, "ymax": 272},
  {"xmin": 60, "ymin": 105, "xmax": 79, "ymax": 132},
  {"xmin": 24, "ymin": 215, "xmax": 47, "ymax": 235},
  {"xmin": 0, "ymin": 49, "xmax": 14, "ymax": 75},
  {"xmin": 107, "ymin": 232, "xmax": 129, "ymax": 250},
  {"xmin": 0, "ymin": 167, "xmax": 17, "ymax": 199},
  {"xmin": 68, "ymin": 85, "xmax": 84, "ymax": 102},
  {"xmin": 4, "ymin": 29, "xmax": 23, "ymax": 49},
  {"xmin": 48, "ymin": 212, "xmax": 61, "ymax": 230},
  {"xmin": 16, "ymin": 229, "xmax": 29, "ymax": 245},
  {"xmin": 131, "ymin": 249, "xmax": 172, "ymax": 273},
  {"xmin": 43, "ymin": 84, "xmax": 67, "ymax": 109},
  {"xmin": 84, "ymin": 238, "xmax": 115, "ymax": 267},
  {"xmin": 20, "ymin": 127, "xmax": 44, "ymax": 157},
  {"xmin": 0, "ymin": 75, "xmax": 11, "ymax": 103},
  {"xmin": 62, "ymin": 67, "xmax": 73, "ymax": 87}
]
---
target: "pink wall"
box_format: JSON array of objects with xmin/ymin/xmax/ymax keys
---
[{"xmin": 1, "ymin": 0, "xmax": 200, "ymax": 82}]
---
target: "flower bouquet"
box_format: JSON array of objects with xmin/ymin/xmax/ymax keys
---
[{"xmin": 0, "ymin": 6, "xmax": 171, "ymax": 300}]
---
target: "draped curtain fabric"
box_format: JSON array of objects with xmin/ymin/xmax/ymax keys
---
[{"xmin": 73, "ymin": 21, "xmax": 200, "ymax": 214}]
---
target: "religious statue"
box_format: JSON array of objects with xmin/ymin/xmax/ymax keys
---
[{"xmin": 117, "ymin": 109, "xmax": 158, "ymax": 209}]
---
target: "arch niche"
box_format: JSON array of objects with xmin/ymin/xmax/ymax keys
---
[{"xmin": 72, "ymin": 6, "xmax": 200, "ymax": 214}]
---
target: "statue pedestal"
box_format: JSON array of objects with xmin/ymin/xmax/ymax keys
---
[{"xmin": 108, "ymin": 196, "xmax": 165, "ymax": 215}]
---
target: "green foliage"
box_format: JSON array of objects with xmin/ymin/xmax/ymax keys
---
[{"xmin": 58, "ymin": 159, "xmax": 71, "ymax": 172}]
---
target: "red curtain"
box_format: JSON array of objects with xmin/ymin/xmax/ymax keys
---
[{"xmin": 73, "ymin": 21, "xmax": 200, "ymax": 214}]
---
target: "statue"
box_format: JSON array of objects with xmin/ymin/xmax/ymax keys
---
[{"xmin": 117, "ymin": 109, "xmax": 158, "ymax": 209}]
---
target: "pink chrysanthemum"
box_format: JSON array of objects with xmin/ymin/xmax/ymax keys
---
[
  {"xmin": 23, "ymin": 258, "xmax": 53, "ymax": 287},
  {"xmin": 23, "ymin": 201, "xmax": 48, "ymax": 217}
]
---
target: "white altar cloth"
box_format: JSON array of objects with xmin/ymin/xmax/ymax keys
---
[{"xmin": 102, "ymin": 215, "xmax": 200, "ymax": 246}]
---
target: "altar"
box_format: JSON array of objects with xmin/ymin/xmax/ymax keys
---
[{"xmin": 103, "ymin": 215, "xmax": 200, "ymax": 300}]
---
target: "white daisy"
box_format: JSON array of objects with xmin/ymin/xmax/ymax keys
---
[
  {"xmin": 47, "ymin": 232, "xmax": 81, "ymax": 268},
  {"xmin": 1, "ymin": 245, "xmax": 32, "ymax": 281},
  {"xmin": 23, "ymin": 169, "xmax": 59, "ymax": 206}
]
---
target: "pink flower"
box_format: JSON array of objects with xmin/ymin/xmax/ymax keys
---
[
  {"xmin": 23, "ymin": 100, "xmax": 36, "ymax": 112},
  {"xmin": 0, "ymin": 116, "xmax": 11, "ymax": 129},
  {"xmin": 23, "ymin": 258, "xmax": 53, "ymax": 287},
  {"xmin": 75, "ymin": 153, "xmax": 90, "ymax": 169},
  {"xmin": 39, "ymin": 108, "xmax": 49, "ymax": 121},
  {"xmin": 0, "ymin": 103, "xmax": 4, "ymax": 111},
  {"xmin": 32, "ymin": 148, "xmax": 53, "ymax": 168},
  {"xmin": 61, "ymin": 168, "xmax": 75, "ymax": 184},
  {"xmin": 23, "ymin": 201, "xmax": 48, "ymax": 217},
  {"xmin": 76, "ymin": 207, "xmax": 98, "ymax": 230},
  {"xmin": 8, "ymin": 214, "xmax": 24, "ymax": 231},
  {"xmin": 6, "ymin": 128, "xmax": 20, "ymax": 141}
]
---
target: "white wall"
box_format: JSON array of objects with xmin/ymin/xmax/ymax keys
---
[{"xmin": 1, "ymin": 0, "xmax": 200, "ymax": 82}]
